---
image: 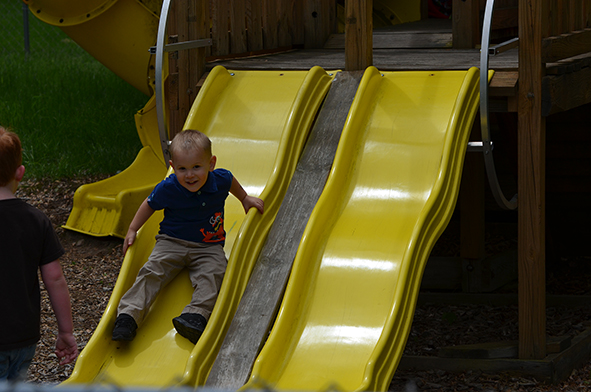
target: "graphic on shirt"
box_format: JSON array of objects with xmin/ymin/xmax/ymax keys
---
[{"xmin": 200, "ymin": 212, "xmax": 225, "ymax": 243}]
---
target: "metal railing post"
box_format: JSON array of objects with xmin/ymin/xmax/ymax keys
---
[{"xmin": 479, "ymin": 0, "xmax": 518, "ymax": 210}]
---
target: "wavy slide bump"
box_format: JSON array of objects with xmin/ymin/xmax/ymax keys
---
[
  {"xmin": 242, "ymin": 67, "xmax": 482, "ymax": 392},
  {"xmin": 63, "ymin": 65, "xmax": 334, "ymax": 387}
]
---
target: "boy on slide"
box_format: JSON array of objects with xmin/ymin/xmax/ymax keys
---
[{"xmin": 112, "ymin": 129, "xmax": 264, "ymax": 344}]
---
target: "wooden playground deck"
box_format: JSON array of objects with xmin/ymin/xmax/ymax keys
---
[{"xmin": 206, "ymin": 17, "xmax": 591, "ymax": 116}]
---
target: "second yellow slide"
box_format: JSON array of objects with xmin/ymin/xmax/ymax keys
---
[{"xmin": 243, "ymin": 67, "xmax": 482, "ymax": 392}]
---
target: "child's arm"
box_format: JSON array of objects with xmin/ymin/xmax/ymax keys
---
[
  {"xmin": 40, "ymin": 260, "xmax": 78, "ymax": 365},
  {"xmin": 123, "ymin": 198, "xmax": 155, "ymax": 255},
  {"xmin": 230, "ymin": 176, "xmax": 264, "ymax": 214}
]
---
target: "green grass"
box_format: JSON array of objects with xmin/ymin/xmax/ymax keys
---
[{"xmin": 1, "ymin": 1, "xmax": 148, "ymax": 179}]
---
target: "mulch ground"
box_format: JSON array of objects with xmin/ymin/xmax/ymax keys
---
[{"xmin": 16, "ymin": 176, "xmax": 591, "ymax": 391}]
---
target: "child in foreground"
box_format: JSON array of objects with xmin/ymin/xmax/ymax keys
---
[
  {"xmin": 112, "ymin": 129, "xmax": 264, "ymax": 344},
  {"xmin": 0, "ymin": 126, "xmax": 78, "ymax": 381}
]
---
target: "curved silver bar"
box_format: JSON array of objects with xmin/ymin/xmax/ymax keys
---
[
  {"xmin": 155, "ymin": 0, "xmax": 172, "ymax": 167},
  {"xmin": 480, "ymin": 0, "xmax": 518, "ymax": 210}
]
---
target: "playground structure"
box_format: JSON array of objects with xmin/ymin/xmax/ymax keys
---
[{"xmin": 26, "ymin": 0, "xmax": 591, "ymax": 388}]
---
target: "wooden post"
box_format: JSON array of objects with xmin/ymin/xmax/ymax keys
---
[
  {"xmin": 518, "ymin": 0, "xmax": 546, "ymax": 359},
  {"xmin": 452, "ymin": 0, "xmax": 480, "ymax": 48},
  {"xmin": 345, "ymin": 0, "xmax": 373, "ymax": 71}
]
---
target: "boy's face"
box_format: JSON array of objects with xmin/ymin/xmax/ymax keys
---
[{"xmin": 170, "ymin": 148, "xmax": 216, "ymax": 193}]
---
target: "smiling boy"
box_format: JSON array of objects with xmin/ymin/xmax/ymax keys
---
[{"xmin": 112, "ymin": 129, "xmax": 263, "ymax": 344}]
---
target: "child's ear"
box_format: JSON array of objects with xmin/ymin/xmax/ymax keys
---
[
  {"xmin": 209, "ymin": 155, "xmax": 217, "ymax": 171},
  {"xmin": 15, "ymin": 165, "xmax": 25, "ymax": 182}
]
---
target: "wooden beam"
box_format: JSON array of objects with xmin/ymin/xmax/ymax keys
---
[
  {"xmin": 489, "ymin": 71, "xmax": 519, "ymax": 96},
  {"xmin": 452, "ymin": 0, "xmax": 480, "ymax": 49},
  {"xmin": 491, "ymin": 7, "xmax": 519, "ymax": 31},
  {"xmin": 542, "ymin": 28, "xmax": 591, "ymax": 63},
  {"xmin": 542, "ymin": 67, "xmax": 591, "ymax": 115},
  {"xmin": 546, "ymin": 52, "xmax": 591, "ymax": 75},
  {"xmin": 518, "ymin": 0, "xmax": 546, "ymax": 360},
  {"xmin": 345, "ymin": 0, "xmax": 373, "ymax": 70}
]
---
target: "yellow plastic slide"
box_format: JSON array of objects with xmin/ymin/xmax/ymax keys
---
[
  {"xmin": 26, "ymin": 0, "xmax": 164, "ymax": 238},
  {"xmin": 63, "ymin": 95, "xmax": 167, "ymax": 238},
  {"xmin": 63, "ymin": 65, "xmax": 334, "ymax": 386},
  {"xmin": 243, "ymin": 67, "xmax": 482, "ymax": 392},
  {"xmin": 25, "ymin": 0, "xmax": 158, "ymax": 96}
]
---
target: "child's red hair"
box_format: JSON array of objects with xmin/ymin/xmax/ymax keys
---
[{"xmin": 0, "ymin": 126, "xmax": 22, "ymax": 187}]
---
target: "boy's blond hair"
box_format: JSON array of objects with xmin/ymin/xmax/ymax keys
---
[
  {"xmin": 170, "ymin": 129, "xmax": 212, "ymax": 160},
  {"xmin": 0, "ymin": 126, "xmax": 22, "ymax": 187}
]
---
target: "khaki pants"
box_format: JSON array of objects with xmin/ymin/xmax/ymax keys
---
[{"xmin": 117, "ymin": 234, "xmax": 227, "ymax": 325}]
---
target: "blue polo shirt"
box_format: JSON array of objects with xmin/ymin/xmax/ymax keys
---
[{"xmin": 147, "ymin": 168, "xmax": 233, "ymax": 244}]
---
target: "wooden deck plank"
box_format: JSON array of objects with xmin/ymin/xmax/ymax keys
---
[
  {"xmin": 206, "ymin": 47, "xmax": 520, "ymax": 98},
  {"xmin": 206, "ymin": 47, "xmax": 520, "ymax": 71},
  {"xmin": 324, "ymin": 32, "xmax": 452, "ymax": 49},
  {"xmin": 206, "ymin": 46, "xmax": 591, "ymax": 108}
]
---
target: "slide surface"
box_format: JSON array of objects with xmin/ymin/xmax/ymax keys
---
[
  {"xmin": 63, "ymin": 66, "xmax": 334, "ymax": 387},
  {"xmin": 62, "ymin": 94, "xmax": 167, "ymax": 238},
  {"xmin": 243, "ymin": 67, "xmax": 482, "ymax": 392}
]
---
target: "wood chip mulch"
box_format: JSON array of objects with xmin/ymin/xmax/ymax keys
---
[{"xmin": 14, "ymin": 177, "xmax": 591, "ymax": 391}]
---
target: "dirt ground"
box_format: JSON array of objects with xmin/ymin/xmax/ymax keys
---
[{"xmin": 16, "ymin": 177, "xmax": 591, "ymax": 391}]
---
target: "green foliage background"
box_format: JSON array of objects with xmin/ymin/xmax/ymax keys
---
[{"xmin": 1, "ymin": 1, "xmax": 148, "ymax": 179}]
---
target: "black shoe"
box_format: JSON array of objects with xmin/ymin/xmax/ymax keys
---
[
  {"xmin": 112, "ymin": 313, "xmax": 137, "ymax": 341},
  {"xmin": 172, "ymin": 313, "xmax": 207, "ymax": 344}
]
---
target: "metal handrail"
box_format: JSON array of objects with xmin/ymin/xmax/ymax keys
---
[
  {"xmin": 155, "ymin": 0, "xmax": 172, "ymax": 167},
  {"xmin": 480, "ymin": 0, "xmax": 518, "ymax": 210},
  {"xmin": 154, "ymin": 0, "xmax": 212, "ymax": 168}
]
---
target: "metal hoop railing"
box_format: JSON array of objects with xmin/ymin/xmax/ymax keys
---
[
  {"xmin": 479, "ymin": 0, "xmax": 518, "ymax": 210},
  {"xmin": 154, "ymin": 0, "xmax": 212, "ymax": 167}
]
